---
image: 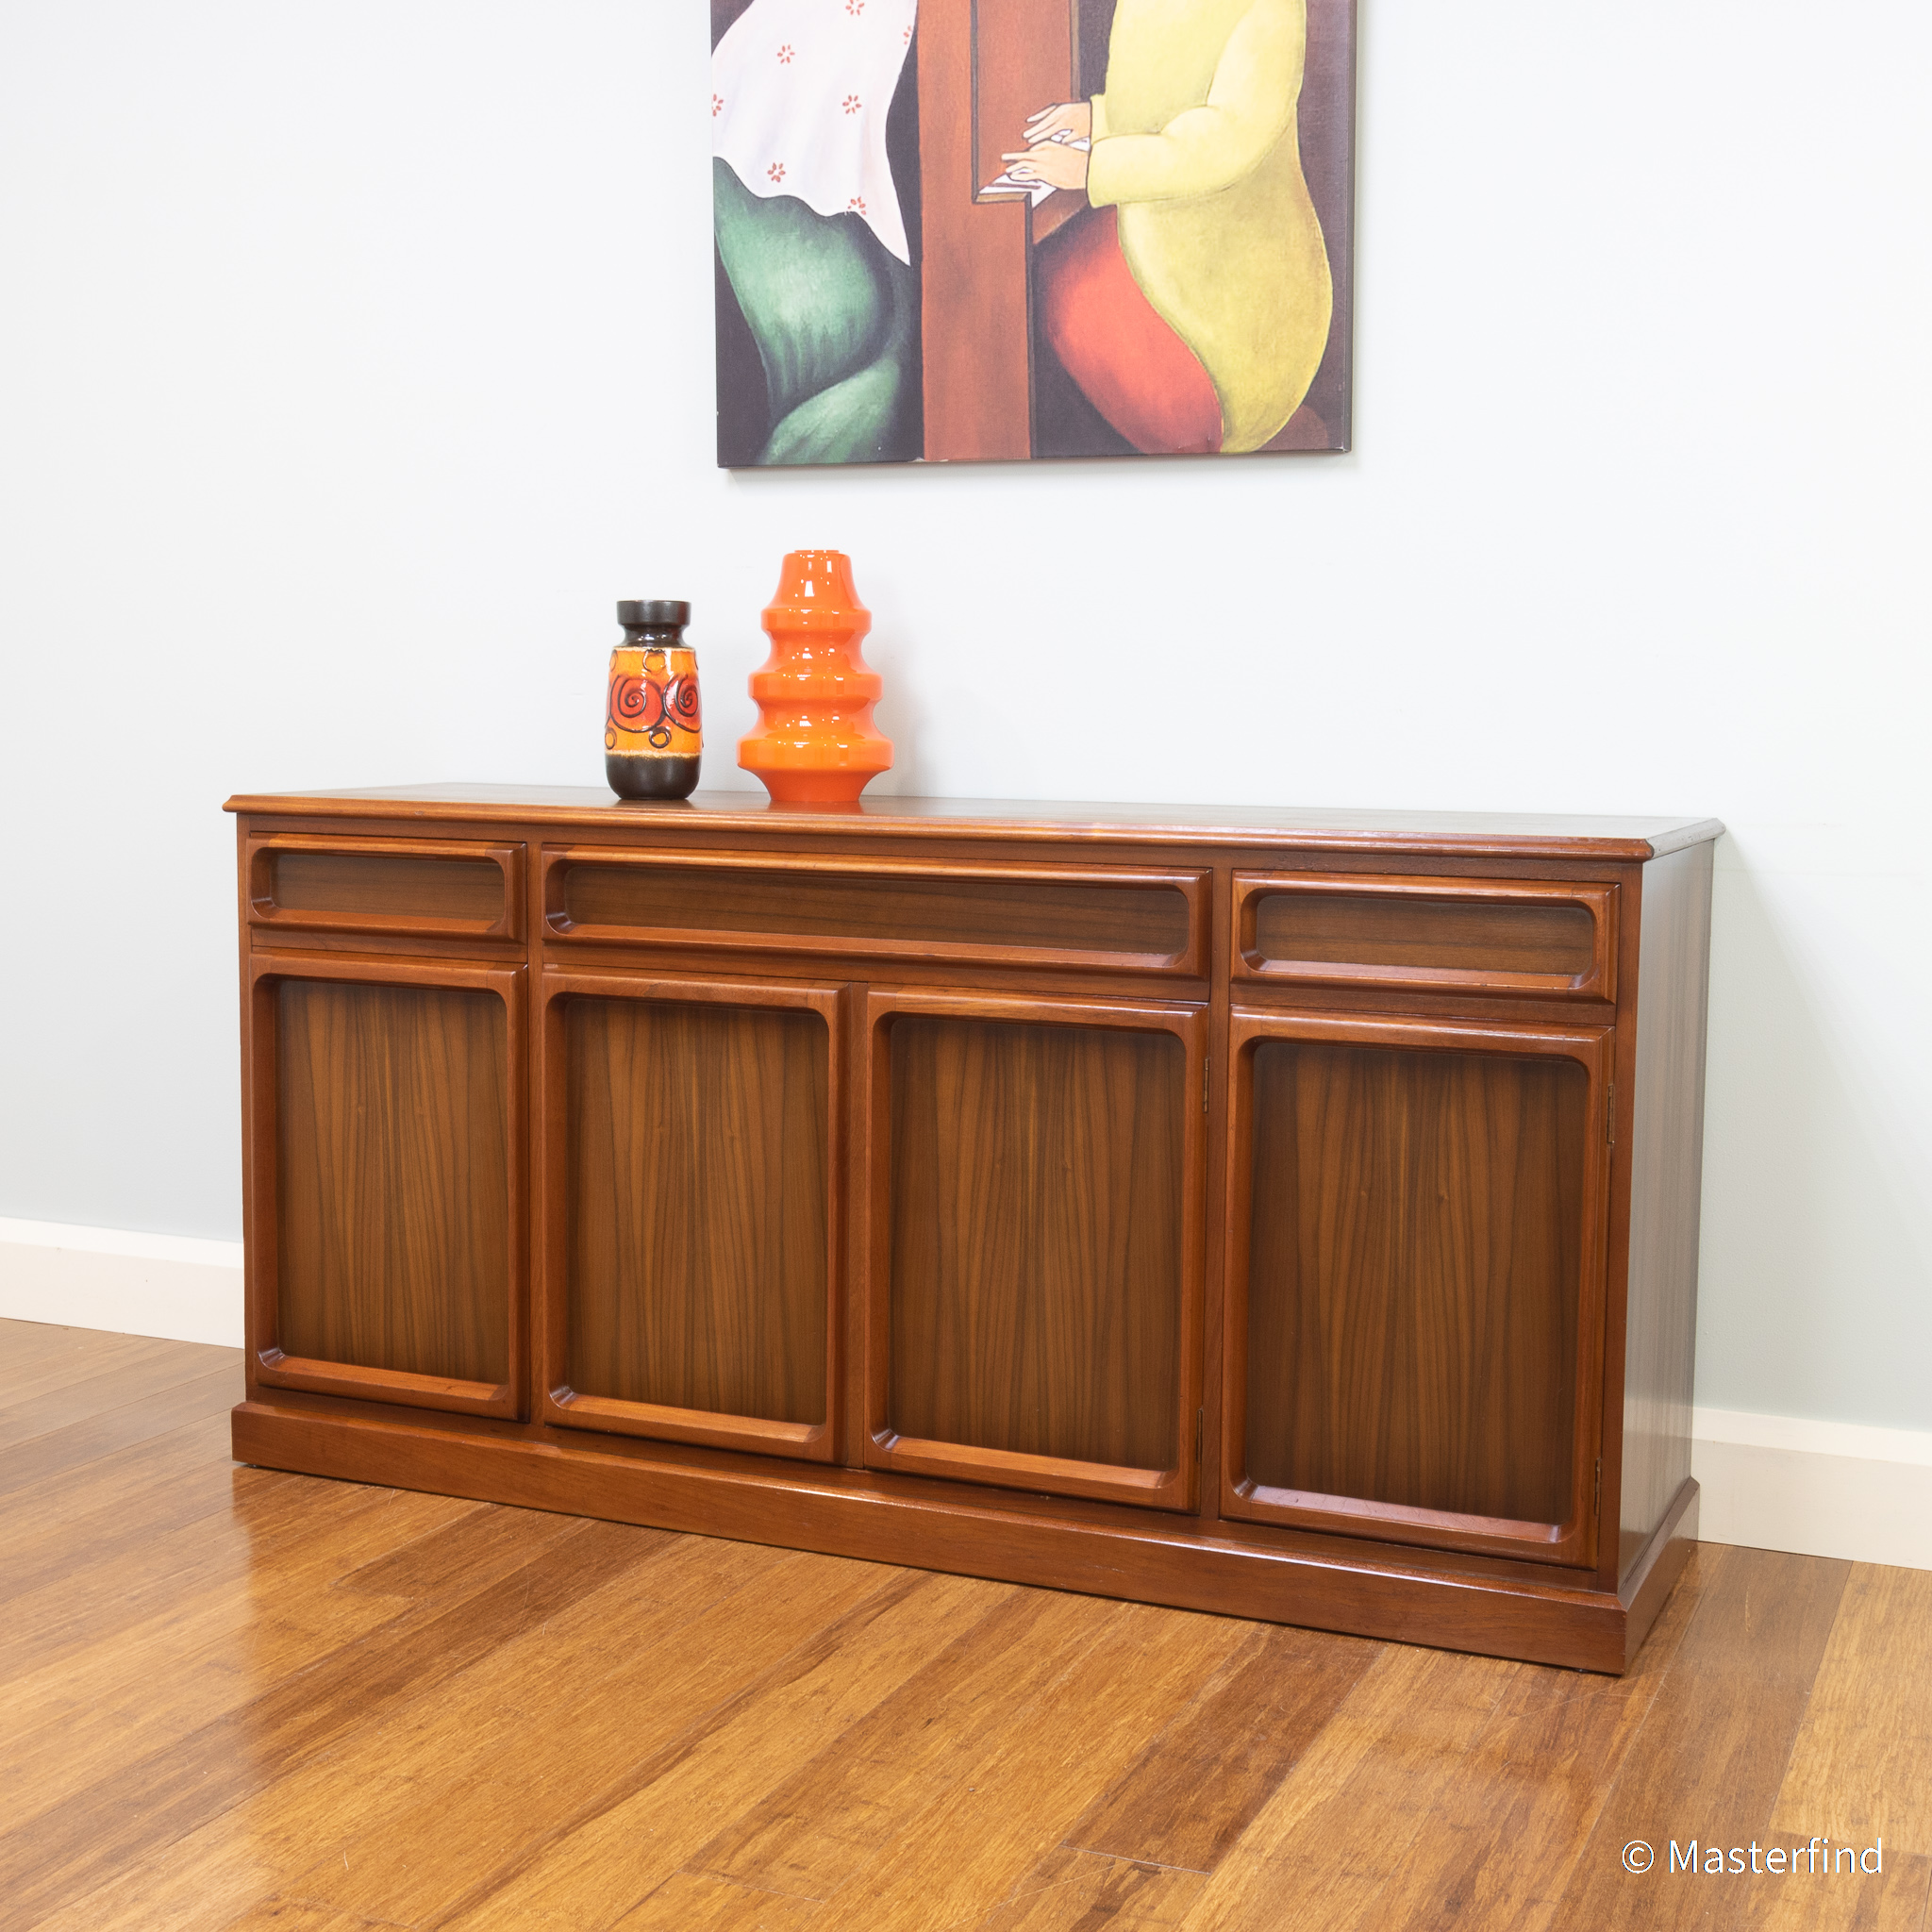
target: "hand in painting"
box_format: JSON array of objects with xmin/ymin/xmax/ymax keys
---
[
  {"xmin": 1023, "ymin": 100, "xmax": 1091, "ymax": 145},
  {"xmin": 1000, "ymin": 129, "xmax": 1091, "ymax": 192}
]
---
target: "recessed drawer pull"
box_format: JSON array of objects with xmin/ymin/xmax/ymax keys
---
[
  {"xmin": 543, "ymin": 849, "xmax": 1206, "ymax": 975},
  {"xmin": 247, "ymin": 835, "xmax": 523, "ymax": 941},
  {"xmin": 1233, "ymin": 873, "xmax": 1616, "ymax": 999}
]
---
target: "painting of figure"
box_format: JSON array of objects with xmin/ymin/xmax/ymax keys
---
[{"xmin": 711, "ymin": 0, "xmax": 1355, "ymax": 466}]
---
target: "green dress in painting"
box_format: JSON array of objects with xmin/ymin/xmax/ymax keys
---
[
  {"xmin": 712, "ymin": 159, "xmax": 916, "ymax": 466},
  {"xmin": 710, "ymin": 0, "xmax": 921, "ymax": 465}
]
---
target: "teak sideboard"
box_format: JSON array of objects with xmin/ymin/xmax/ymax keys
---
[{"xmin": 225, "ymin": 786, "xmax": 1721, "ymax": 1673}]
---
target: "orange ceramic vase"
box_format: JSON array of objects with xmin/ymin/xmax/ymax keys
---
[{"xmin": 737, "ymin": 550, "xmax": 893, "ymax": 804}]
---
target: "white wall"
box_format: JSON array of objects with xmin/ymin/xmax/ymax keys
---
[{"xmin": 2, "ymin": 2, "xmax": 1927, "ymax": 1435}]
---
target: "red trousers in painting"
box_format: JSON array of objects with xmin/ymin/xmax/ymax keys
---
[{"xmin": 1036, "ymin": 208, "xmax": 1224, "ymax": 457}]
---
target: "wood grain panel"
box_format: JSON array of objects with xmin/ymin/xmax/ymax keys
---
[
  {"xmin": 228, "ymin": 787, "xmax": 1724, "ymax": 859},
  {"xmin": 275, "ymin": 978, "xmax": 509, "ymax": 1387},
  {"xmin": 1257, "ymin": 889, "xmax": 1593, "ymax": 974},
  {"xmin": 274, "ymin": 852, "xmax": 503, "ymax": 923},
  {"xmin": 1242, "ymin": 1038, "xmax": 1588, "ymax": 1533},
  {"xmin": 247, "ymin": 835, "xmax": 520, "ymax": 940},
  {"xmin": 884, "ymin": 1014, "xmax": 1185, "ymax": 1476},
  {"xmin": 1618, "ymin": 842, "xmax": 1714, "ymax": 1577},
  {"xmin": 562, "ymin": 995, "xmax": 830, "ymax": 1428},
  {"xmin": 552, "ymin": 853, "xmax": 1197, "ymax": 972},
  {"xmin": 1236, "ymin": 873, "xmax": 1614, "ymax": 998}
]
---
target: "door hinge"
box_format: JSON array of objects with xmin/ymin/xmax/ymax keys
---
[
  {"xmin": 1593, "ymin": 1457, "xmax": 1602, "ymax": 1516},
  {"xmin": 1607, "ymin": 1081, "xmax": 1616, "ymax": 1145},
  {"xmin": 1202, "ymin": 1060, "xmax": 1209, "ymax": 1113}
]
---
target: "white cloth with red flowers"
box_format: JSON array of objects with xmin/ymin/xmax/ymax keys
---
[{"xmin": 711, "ymin": 0, "xmax": 919, "ymax": 265}]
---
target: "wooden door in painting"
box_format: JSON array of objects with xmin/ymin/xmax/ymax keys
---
[
  {"xmin": 1223, "ymin": 1009, "xmax": 1612, "ymax": 1567},
  {"xmin": 917, "ymin": 0, "xmax": 1083, "ymax": 459}
]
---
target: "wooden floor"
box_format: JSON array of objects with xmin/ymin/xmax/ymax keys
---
[{"xmin": 2, "ymin": 1324, "xmax": 1927, "ymax": 1932}]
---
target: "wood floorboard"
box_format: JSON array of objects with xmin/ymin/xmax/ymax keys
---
[
  {"xmin": 1553, "ymin": 1544, "xmax": 1856, "ymax": 1931},
  {"xmin": 977, "ymin": 1847, "xmax": 1208, "ymax": 1929},
  {"xmin": 0, "ymin": 1333, "xmax": 184, "ymax": 1425},
  {"xmin": 1058, "ymin": 1621, "xmax": 1375, "ymax": 1874},
  {"xmin": 0, "ymin": 1411, "xmax": 252, "ymax": 1607},
  {"xmin": 1354, "ymin": 1541, "xmax": 1712, "ymax": 1930},
  {"xmin": 0, "ymin": 1359, "xmax": 242, "ymax": 1501},
  {"xmin": 0, "ymin": 1474, "xmax": 473, "ymax": 1690},
  {"xmin": 2, "ymin": 1320, "xmax": 1926, "ymax": 1932},
  {"xmin": 0, "ymin": 1337, "xmax": 239, "ymax": 1450},
  {"xmin": 300, "ymin": 1553, "xmax": 939, "ymax": 1928},
  {"xmin": 0, "ymin": 1320, "xmax": 158, "ymax": 1374},
  {"xmin": 0, "ymin": 1494, "xmax": 517, "ymax": 1828},
  {"xmin": 1772, "ymin": 1566, "xmax": 1932, "ymax": 1857}
]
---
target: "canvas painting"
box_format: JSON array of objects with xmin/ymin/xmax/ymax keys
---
[{"xmin": 711, "ymin": 0, "xmax": 1356, "ymax": 467}]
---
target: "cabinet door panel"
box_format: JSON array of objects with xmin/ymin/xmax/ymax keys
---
[
  {"xmin": 1224, "ymin": 1010, "xmax": 1608, "ymax": 1564},
  {"xmin": 539, "ymin": 972, "xmax": 841, "ymax": 1459},
  {"xmin": 866, "ymin": 992, "xmax": 1205, "ymax": 1508},
  {"xmin": 247, "ymin": 952, "xmax": 525, "ymax": 1418}
]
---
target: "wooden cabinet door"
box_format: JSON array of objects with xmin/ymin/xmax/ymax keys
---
[
  {"xmin": 1224, "ymin": 1009, "xmax": 1611, "ymax": 1566},
  {"xmin": 536, "ymin": 970, "xmax": 843, "ymax": 1461},
  {"xmin": 245, "ymin": 951, "xmax": 525, "ymax": 1419},
  {"xmin": 863, "ymin": 990, "xmax": 1206, "ymax": 1509}
]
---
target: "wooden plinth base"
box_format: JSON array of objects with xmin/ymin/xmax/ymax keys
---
[{"xmin": 233, "ymin": 1398, "xmax": 1698, "ymax": 1674}]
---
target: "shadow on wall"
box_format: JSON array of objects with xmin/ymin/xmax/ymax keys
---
[
  {"xmin": 1697, "ymin": 838, "xmax": 1932, "ymax": 1431},
  {"xmin": 856, "ymin": 613, "xmax": 929, "ymax": 796}
]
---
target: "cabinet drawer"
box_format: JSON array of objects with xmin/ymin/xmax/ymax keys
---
[
  {"xmin": 248, "ymin": 835, "xmax": 523, "ymax": 941},
  {"xmin": 543, "ymin": 849, "xmax": 1206, "ymax": 975},
  {"xmin": 1233, "ymin": 874, "xmax": 1615, "ymax": 1000}
]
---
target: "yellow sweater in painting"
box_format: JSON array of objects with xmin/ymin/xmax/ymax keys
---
[{"xmin": 1086, "ymin": 0, "xmax": 1333, "ymax": 452}]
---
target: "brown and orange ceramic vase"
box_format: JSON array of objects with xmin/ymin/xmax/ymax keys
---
[
  {"xmin": 606, "ymin": 599, "xmax": 702, "ymax": 799},
  {"xmin": 737, "ymin": 550, "xmax": 892, "ymax": 804}
]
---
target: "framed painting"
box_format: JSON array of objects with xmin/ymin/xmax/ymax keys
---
[{"xmin": 711, "ymin": 0, "xmax": 1357, "ymax": 466}]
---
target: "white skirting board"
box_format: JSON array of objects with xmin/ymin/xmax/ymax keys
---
[
  {"xmin": 0, "ymin": 1217, "xmax": 1926, "ymax": 1572},
  {"xmin": 0, "ymin": 1216, "xmax": 244, "ymax": 1349},
  {"xmin": 1692, "ymin": 1409, "xmax": 1932, "ymax": 1572}
]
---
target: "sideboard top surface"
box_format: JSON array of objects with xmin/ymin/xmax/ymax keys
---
[{"xmin": 226, "ymin": 786, "xmax": 1724, "ymax": 861}]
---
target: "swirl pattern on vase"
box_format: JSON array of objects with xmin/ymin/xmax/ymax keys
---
[{"xmin": 608, "ymin": 646, "xmax": 702, "ymax": 756}]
